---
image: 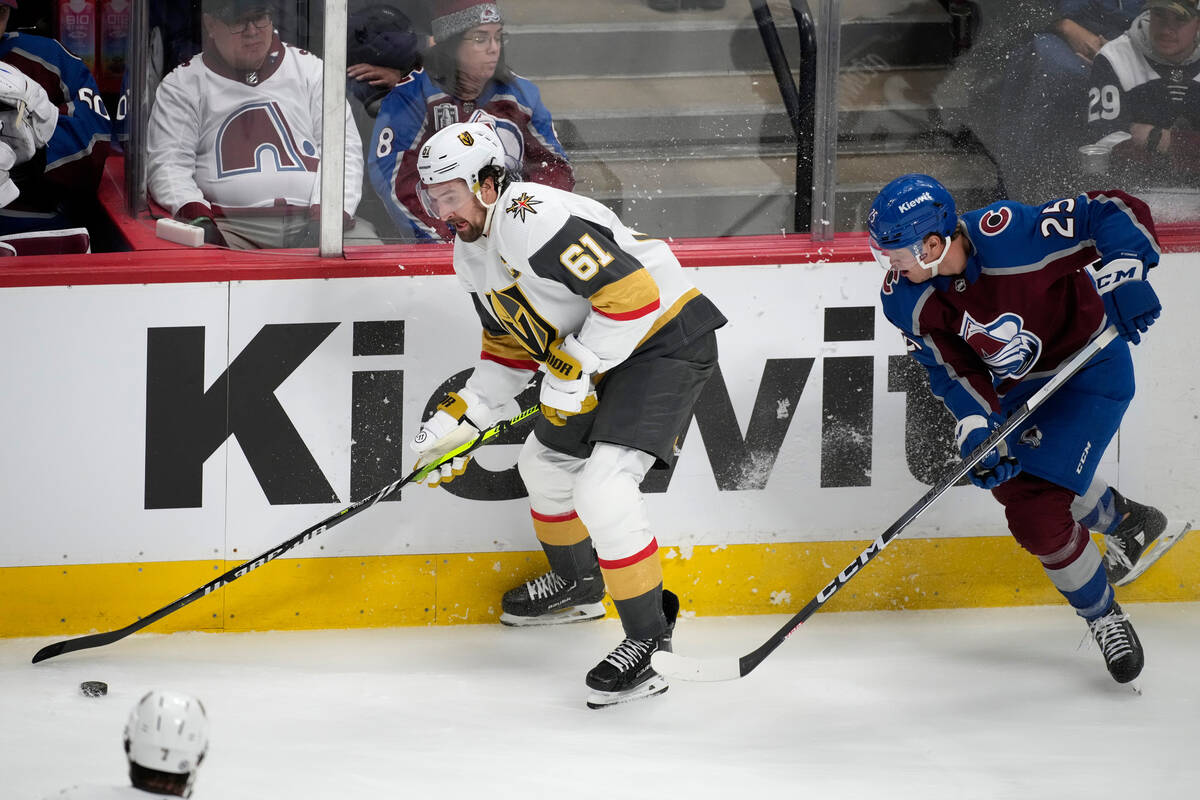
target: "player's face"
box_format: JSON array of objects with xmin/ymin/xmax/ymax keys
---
[
  {"xmin": 206, "ymin": 11, "xmax": 274, "ymax": 71},
  {"xmin": 456, "ymin": 24, "xmax": 503, "ymax": 86},
  {"xmin": 424, "ymin": 179, "xmax": 487, "ymax": 241},
  {"xmin": 0, "ymin": 7, "xmax": 9, "ymax": 37},
  {"xmin": 870, "ymin": 234, "xmax": 946, "ymax": 284},
  {"xmin": 1149, "ymin": 9, "xmax": 1200, "ymax": 62}
]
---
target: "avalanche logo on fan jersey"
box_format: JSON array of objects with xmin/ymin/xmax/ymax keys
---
[
  {"xmin": 216, "ymin": 102, "xmax": 319, "ymax": 176},
  {"xmin": 506, "ymin": 192, "xmax": 541, "ymax": 222},
  {"xmin": 959, "ymin": 311, "xmax": 1042, "ymax": 379}
]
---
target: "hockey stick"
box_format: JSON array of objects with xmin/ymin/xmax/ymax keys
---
[
  {"xmin": 32, "ymin": 405, "xmax": 541, "ymax": 664},
  {"xmin": 653, "ymin": 326, "xmax": 1121, "ymax": 682}
]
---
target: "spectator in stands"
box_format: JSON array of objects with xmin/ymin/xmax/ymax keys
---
[
  {"xmin": 367, "ymin": 0, "xmax": 574, "ymax": 241},
  {"xmin": 1086, "ymin": 0, "xmax": 1200, "ymax": 182},
  {"xmin": 0, "ymin": 0, "xmax": 111, "ymax": 253},
  {"xmin": 347, "ymin": 1, "xmax": 428, "ymax": 114},
  {"xmin": 979, "ymin": 1, "xmax": 1145, "ymax": 201},
  {"xmin": 146, "ymin": 0, "xmax": 379, "ymax": 249}
]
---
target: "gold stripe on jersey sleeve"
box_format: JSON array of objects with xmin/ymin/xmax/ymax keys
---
[
  {"xmin": 481, "ymin": 330, "xmax": 533, "ymax": 362},
  {"xmin": 588, "ymin": 269, "xmax": 660, "ymax": 320}
]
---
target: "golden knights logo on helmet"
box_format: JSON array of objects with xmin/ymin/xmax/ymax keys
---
[{"xmin": 458, "ymin": 130, "xmax": 475, "ymax": 147}]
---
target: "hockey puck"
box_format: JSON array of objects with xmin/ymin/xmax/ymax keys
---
[{"xmin": 80, "ymin": 681, "xmax": 108, "ymax": 697}]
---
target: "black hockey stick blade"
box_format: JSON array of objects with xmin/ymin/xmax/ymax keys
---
[
  {"xmin": 32, "ymin": 406, "xmax": 540, "ymax": 664},
  {"xmin": 653, "ymin": 327, "xmax": 1119, "ymax": 682}
]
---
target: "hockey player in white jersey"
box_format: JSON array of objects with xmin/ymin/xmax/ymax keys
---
[
  {"xmin": 146, "ymin": 0, "xmax": 377, "ymax": 249},
  {"xmin": 409, "ymin": 121, "xmax": 727, "ymax": 707},
  {"xmin": 48, "ymin": 690, "xmax": 210, "ymax": 799}
]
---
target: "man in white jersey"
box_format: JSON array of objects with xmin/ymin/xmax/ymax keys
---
[
  {"xmin": 48, "ymin": 690, "xmax": 210, "ymax": 798},
  {"xmin": 146, "ymin": 0, "xmax": 378, "ymax": 249},
  {"xmin": 409, "ymin": 121, "xmax": 727, "ymax": 708}
]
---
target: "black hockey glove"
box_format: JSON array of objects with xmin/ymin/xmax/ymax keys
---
[{"xmin": 189, "ymin": 217, "xmax": 227, "ymax": 247}]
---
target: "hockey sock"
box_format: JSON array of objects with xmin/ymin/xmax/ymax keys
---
[
  {"xmin": 1071, "ymin": 483, "xmax": 1120, "ymax": 535},
  {"xmin": 611, "ymin": 583, "xmax": 667, "ymax": 641},
  {"xmin": 599, "ymin": 538, "xmax": 666, "ymax": 639},
  {"xmin": 530, "ymin": 509, "xmax": 599, "ymax": 581},
  {"xmin": 1038, "ymin": 524, "xmax": 1114, "ymax": 620}
]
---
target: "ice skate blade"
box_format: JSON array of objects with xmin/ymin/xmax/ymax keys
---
[
  {"xmin": 586, "ymin": 675, "xmax": 669, "ymax": 709},
  {"xmin": 499, "ymin": 602, "xmax": 606, "ymax": 627},
  {"xmin": 1114, "ymin": 518, "xmax": 1192, "ymax": 586},
  {"xmin": 1128, "ymin": 680, "xmax": 1143, "ymax": 696}
]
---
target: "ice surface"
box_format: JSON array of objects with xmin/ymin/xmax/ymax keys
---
[{"xmin": 4, "ymin": 603, "xmax": 1198, "ymax": 799}]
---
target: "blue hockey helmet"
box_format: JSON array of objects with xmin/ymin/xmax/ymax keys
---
[{"xmin": 868, "ymin": 174, "xmax": 957, "ymax": 276}]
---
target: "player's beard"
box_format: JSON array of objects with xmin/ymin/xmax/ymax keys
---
[{"xmin": 451, "ymin": 216, "xmax": 484, "ymax": 243}]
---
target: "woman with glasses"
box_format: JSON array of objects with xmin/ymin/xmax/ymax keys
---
[{"xmin": 367, "ymin": 0, "xmax": 574, "ymax": 242}]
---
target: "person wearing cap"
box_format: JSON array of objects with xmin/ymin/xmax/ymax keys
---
[
  {"xmin": 1085, "ymin": 0, "xmax": 1200, "ymax": 183},
  {"xmin": 0, "ymin": 0, "xmax": 112, "ymax": 251},
  {"xmin": 146, "ymin": 0, "xmax": 379, "ymax": 249},
  {"xmin": 366, "ymin": 0, "xmax": 573, "ymax": 242}
]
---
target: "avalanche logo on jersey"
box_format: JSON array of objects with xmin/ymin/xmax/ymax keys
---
[
  {"xmin": 978, "ymin": 206, "xmax": 1013, "ymax": 236},
  {"xmin": 216, "ymin": 101, "xmax": 319, "ymax": 177},
  {"xmin": 506, "ymin": 192, "xmax": 541, "ymax": 222},
  {"xmin": 959, "ymin": 311, "xmax": 1042, "ymax": 380},
  {"xmin": 881, "ymin": 267, "xmax": 900, "ymax": 296}
]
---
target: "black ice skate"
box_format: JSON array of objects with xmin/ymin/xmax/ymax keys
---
[
  {"xmin": 1087, "ymin": 601, "xmax": 1144, "ymax": 685},
  {"xmin": 499, "ymin": 568, "xmax": 607, "ymax": 627},
  {"xmin": 1103, "ymin": 489, "xmax": 1190, "ymax": 586},
  {"xmin": 585, "ymin": 590, "xmax": 679, "ymax": 709}
]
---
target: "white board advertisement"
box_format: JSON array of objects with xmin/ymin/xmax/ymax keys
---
[{"xmin": 0, "ymin": 257, "xmax": 1195, "ymax": 568}]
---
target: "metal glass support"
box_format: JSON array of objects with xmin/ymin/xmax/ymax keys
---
[
  {"xmin": 809, "ymin": 0, "xmax": 840, "ymax": 241},
  {"xmin": 749, "ymin": 0, "xmax": 816, "ymax": 234},
  {"xmin": 319, "ymin": 0, "xmax": 348, "ymax": 257},
  {"xmin": 125, "ymin": 0, "xmax": 149, "ymax": 213}
]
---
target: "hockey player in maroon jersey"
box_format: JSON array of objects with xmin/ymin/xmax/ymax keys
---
[
  {"xmin": 0, "ymin": 0, "xmax": 111, "ymax": 250},
  {"xmin": 871, "ymin": 173, "xmax": 1179, "ymax": 686},
  {"xmin": 407, "ymin": 121, "xmax": 725, "ymax": 707}
]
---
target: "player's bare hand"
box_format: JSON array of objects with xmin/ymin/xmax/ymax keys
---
[{"xmin": 347, "ymin": 63, "xmax": 405, "ymax": 88}]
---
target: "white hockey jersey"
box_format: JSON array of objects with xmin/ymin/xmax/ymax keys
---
[
  {"xmin": 456, "ymin": 180, "xmax": 725, "ymax": 383},
  {"xmin": 147, "ymin": 34, "xmax": 362, "ymax": 218}
]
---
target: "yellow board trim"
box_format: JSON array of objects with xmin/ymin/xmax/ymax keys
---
[{"xmin": 3, "ymin": 531, "xmax": 1197, "ymax": 638}]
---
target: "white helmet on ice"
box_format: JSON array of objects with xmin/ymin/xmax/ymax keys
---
[
  {"xmin": 416, "ymin": 121, "xmax": 507, "ymax": 222},
  {"xmin": 124, "ymin": 690, "xmax": 209, "ymax": 795}
]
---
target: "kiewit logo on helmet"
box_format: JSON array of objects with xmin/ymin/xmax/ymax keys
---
[{"xmin": 898, "ymin": 192, "xmax": 933, "ymax": 213}]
